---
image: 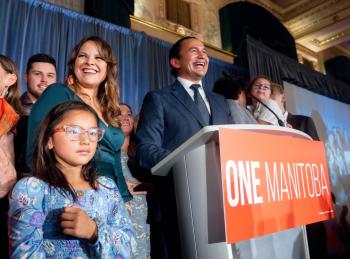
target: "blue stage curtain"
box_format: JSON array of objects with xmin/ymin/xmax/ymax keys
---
[{"xmin": 0, "ymin": 0, "xmax": 235, "ymax": 112}]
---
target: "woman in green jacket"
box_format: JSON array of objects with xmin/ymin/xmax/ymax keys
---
[{"xmin": 26, "ymin": 36, "xmax": 132, "ymax": 202}]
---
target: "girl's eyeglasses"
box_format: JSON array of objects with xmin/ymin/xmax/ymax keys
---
[
  {"xmin": 51, "ymin": 125, "xmax": 105, "ymax": 142},
  {"xmin": 253, "ymin": 84, "xmax": 271, "ymax": 90}
]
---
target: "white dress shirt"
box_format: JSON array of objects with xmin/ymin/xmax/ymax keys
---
[{"xmin": 177, "ymin": 77, "xmax": 211, "ymax": 114}]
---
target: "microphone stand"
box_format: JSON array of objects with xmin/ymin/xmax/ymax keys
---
[{"xmin": 249, "ymin": 95, "xmax": 285, "ymax": 127}]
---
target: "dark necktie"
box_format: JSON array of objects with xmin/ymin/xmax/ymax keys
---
[{"xmin": 190, "ymin": 84, "xmax": 210, "ymax": 125}]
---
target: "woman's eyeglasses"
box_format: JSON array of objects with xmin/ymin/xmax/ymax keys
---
[
  {"xmin": 51, "ymin": 125, "xmax": 105, "ymax": 142},
  {"xmin": 253, "ymin": 84, "xmax": 271, "ymax": 90}
]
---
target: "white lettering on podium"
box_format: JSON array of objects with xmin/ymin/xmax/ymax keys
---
[
  {"xmin": 287, "ymin": 163, "xmax": 300, "ymax": 199},
  {"xmin": 265, "ymin": 162, "xmax": 329, "ymax": 203},
  {"xmin": 226, "ymin": 160, "xmax": 239, "ymax": 207},
  {"xmin": 265, "ymin": 162, "xmax": 279, "ymax": 202},
  {"xmin": 226, "ymin": 161, "xmax": 329, "ymax": 206},
  {"xmin": 226, "ymin": 160, "xmax": 263, "ymax": 207},
  {"xmin": 320, "ymin": 164, "xmax": 329, "ymax": 195}
]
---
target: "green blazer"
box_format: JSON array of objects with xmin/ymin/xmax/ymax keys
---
[{"xmin": 26, "ymin": 83, "xmax": 132, "ymax": 201}]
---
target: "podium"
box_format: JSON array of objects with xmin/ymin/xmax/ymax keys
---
[{"xmin": 152, "ymin": 125, "xmax": 312, "ymax": 259}]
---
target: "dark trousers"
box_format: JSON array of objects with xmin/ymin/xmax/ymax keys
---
[{"xmin": 152, "ymin": 173, "xmax": 182, "ymax": 259}]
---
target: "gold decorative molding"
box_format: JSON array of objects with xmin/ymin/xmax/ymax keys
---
[
  {"xmin": 294, "ymin": 18, "xmax": 349, "ymax": 40},
  {"xmin": 285, "ymin": 1, "xmax": 350, "ymax": 36},
  {"xmin": 131, "ymin": 15, "xmax": 195, "ymax": 37},
  {"xmin": 130, "ymin": 15, "xmax": 236, "ymax": 60},
  {"xmin": 311, "ymin": 28, "xmax": 350, "ymax": 46}
]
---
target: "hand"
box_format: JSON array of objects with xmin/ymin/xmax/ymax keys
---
[
  {"xmin": 126, "ymin": 180, "xmax": 147, "ymax": 195},
  {"xmin": 60, "ymin": 205, "xmax": 97, "ymax": 241},
  {"xmin": 286, "ymin": 123, "xmax": 293, "ymax": 128}
]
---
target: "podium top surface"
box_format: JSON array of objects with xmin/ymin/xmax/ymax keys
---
[{"xmin": 151, "ymin": 124, "xmax": 313, "ymax": 176}]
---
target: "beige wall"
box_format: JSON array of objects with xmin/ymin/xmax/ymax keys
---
[
  {"xmin": 45, "ymin": 0, "xmax": 226, "ymax": 48},
  {"xmin": 44, "ymin": 0, "xmax": 84, "ymax": 12},
  {"xmin": 134, "ymin": 0, "xmax": 231, "ymax": 48}
]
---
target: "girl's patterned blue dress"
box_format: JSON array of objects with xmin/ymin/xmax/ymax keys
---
[
  {"xmin": 8, "ymin": 176, "xmax": 136, "ymax": 258},
  {"xmin": 121, "ymin": 151, "xmax": 150, "ymax": 258}
]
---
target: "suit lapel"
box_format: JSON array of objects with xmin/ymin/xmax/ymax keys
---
[{"xmin": 171, "ymin": 80, "xmax": 207, "ymax": 127}]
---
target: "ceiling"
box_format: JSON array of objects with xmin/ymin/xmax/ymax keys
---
[{"xmin": 256, "ymin": 0, "xmax": 350, "ymax": 56}]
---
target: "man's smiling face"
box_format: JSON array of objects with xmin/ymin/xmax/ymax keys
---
[{"xmin": 170, "ymin": 38, "xmax": 209, "ymax": 83}]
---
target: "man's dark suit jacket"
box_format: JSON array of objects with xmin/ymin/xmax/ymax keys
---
[
  {"xmin": 287, "ymin": 113, "xmax": 320, "ymax": 140},
  {"xmin": 135, "ymin": 80, "xmax": 232, "ymax": 258},
  {"xmin": 136, "ymin": 80, "xmax": 233, "ymax": 169}
]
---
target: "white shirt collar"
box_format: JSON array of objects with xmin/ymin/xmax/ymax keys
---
[
  {"xmin": 177, "ymin": 77, "xmax": 203, "ymax": 91},
  {"xmin": 176, "ymin": 76, "xmax": 211, "ymax": 114}
]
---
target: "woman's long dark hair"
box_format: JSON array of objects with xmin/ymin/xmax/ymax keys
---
[
  {"xmin": 0, "ymin": 55, "xmax": 23, "ymax": 115},
  {"xmin": 32, "ymin": 100, "xmax": 98, "ymax": 200},
  {"xmin": 66, "ymin": 36, "xmax": 121, "ymax": 128}
]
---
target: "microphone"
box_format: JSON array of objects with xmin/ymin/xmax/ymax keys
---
[{"xmin": 249, "ymin": 94, "xmax": 285, "ymax": 127}]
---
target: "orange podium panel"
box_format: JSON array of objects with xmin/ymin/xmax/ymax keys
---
[{"xmin": 219, "ymin": 128, "xmax": 333, "ymax": 243}]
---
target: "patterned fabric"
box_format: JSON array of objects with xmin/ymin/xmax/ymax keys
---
[
  {"xmin": 8, "ymin": 176, "xmax": 136, "ymax": 258},
  {"xmin": 0, "ymin": 98, "xmax": 19, "ymax": 137},
  {"xmin": 121, "ymin": 151, "xmax": 150, "ymax": 259}
]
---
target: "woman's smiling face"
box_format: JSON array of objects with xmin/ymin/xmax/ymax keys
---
[{"xmin": 74, "ymin": 40, "xmax": 107, "ymax": 90}]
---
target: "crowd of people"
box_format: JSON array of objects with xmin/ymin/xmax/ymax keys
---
[{"xmin": 0, "ymin": 35, "xmax": 329, "ymax": 259}]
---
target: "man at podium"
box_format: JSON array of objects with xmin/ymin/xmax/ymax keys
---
[{"xmin": 136, "ymin": 36, "xmax": 232, "ymax": 258}]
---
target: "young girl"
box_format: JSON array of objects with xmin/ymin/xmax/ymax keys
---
[
  {"xmin": 247, "ymin": 75, "xmax": 286, "ymax": 126},
  {"xmin": 8, "ymin": 100, "xmax": 135, "ymax": 258}
]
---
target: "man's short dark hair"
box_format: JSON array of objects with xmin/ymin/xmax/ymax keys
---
[
  {"xmin": 26, "ymin": 53, "xmax": 56, "ymax": 73},
  {"xmin": 169, "ymin": 36, "xmax": 197, "ymax": 77},
  {"xmin": 213, "ymin": 75, "xmax": 247, "ymax": 100}
]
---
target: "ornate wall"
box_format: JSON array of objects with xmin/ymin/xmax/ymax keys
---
[
  {"xmin": 44, "ymin": 0, "xmax": 350, "ymax": 74},
  {"xmin": 44, "ymin": 0, "xmax": 84, "ymax": 12},
  {"xmin": 134, "ymin": 0, "xmax": 224, "ymax": 48}
]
